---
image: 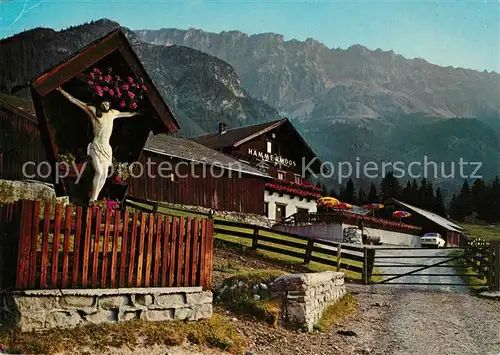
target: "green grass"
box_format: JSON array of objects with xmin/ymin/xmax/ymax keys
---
[
  {"xmin": 460, "ymin": 223, "xmax": 500, "ymax": 240},
  {"xmin": 0, "ymin": 315, "xmax": 246, "ymax": 354},
  {"xmin": 216, "ymin": 270, "xmax": 286, "ymax": 327},
  {"xmin": 126, "ymin": 200, "xmax": 231, "ymax": 221},
  {"xmin": 314, "ymin": 293, "xmax": 358, "ymax": 332},
  {"xmin": 221, "ymin": 269, "xmax": 287, "ymax": 286},
  {"xmin": 216, "ymin": 232, "xmax": 363, "ymax": 281}
]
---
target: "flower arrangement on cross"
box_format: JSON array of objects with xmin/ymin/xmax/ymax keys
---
[
  {"xmin": 111, "ymin": 158, "xmax": 131, "ymax": 184},
  {"xmin": 87, "ymin": 67, "xmax": 147, "ymax": 110}
]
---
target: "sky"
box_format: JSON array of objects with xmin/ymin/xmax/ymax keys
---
[{"xmin": 0, "ymin": 0, "xmax": 499, "ymax": 73}]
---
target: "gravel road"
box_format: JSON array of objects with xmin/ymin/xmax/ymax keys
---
[
  {"xmin": 386, "ymin": 288, "xmax": 500, "ymax": 355},
  {"xmin": 370, "ymin": 246, "xmax": 500, "ymax": 355}
]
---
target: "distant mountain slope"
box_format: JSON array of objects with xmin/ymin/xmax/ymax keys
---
[
  {"xmin": 0, "ymin": 19, "xmax": 282, "ymax": 137},
  {"xmin": 136, "ymin": 28, "xmax": 500, "ymax": 121},
  {"xmin": 137, "ymin": 27, "xmax": 500, "ymax": 190},
  {"xmin": 1, "ymin": 19, "xmax": 498, "ymax": 195}
]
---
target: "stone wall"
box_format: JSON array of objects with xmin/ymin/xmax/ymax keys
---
[
  {"xmin": 0, "ymin": 179, "xmax": 69, "ymax": 205},
  {"xmin": 274, "ymin": 223, "xmax": 421, "ymax": 247},
  {"xmin": 344, "ymin": 224, "xmax": 421, "ymax": 247},
  {"xmin": 269, "ymin": 271, "xmax": 346, "ymax": 332},
  {"xmin": 0, "ymin": 287, "xmax": 212, "ymax": 332}
]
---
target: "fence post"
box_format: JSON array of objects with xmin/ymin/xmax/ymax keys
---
[
  {"xmin": 251, "ymin": 225, "xmax": 259, "ymax": 250},
  {"xmin": 489, "ymin": 241, "xmax": 500, "ymax": 292},
  {"xmin": 367, "ymin": 247, "xmax": 375, "ymax": 283},
  {"xmin": 362, "ymin": 247, "xmax": 368, "ymax": 285},
  {"xmin": 336, "ymin": 244, "xmax": 342, "ymax": 272},
  {"xmin": 304, "ymin": 238, "xmax": 314, "ymax": 264}
]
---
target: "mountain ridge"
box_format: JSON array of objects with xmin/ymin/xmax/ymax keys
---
[
  {"xmin": 136, "ymin": 27, "xmax": 500, "ymax": 121},
  {"xmin": 135, "ymin": 26, "xmax": 498, "ymax": 74},
  {"xmin": 1, "ymin": 19, "xmax": 498, "ymax": 195}
]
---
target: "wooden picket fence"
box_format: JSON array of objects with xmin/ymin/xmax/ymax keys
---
[{"xmin": 0, "ymin": 200, "xmax": 214, "ymax": 291}]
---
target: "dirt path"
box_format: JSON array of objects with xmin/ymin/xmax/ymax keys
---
[
  {"xmin": 229, "ymin": 284, "xmax": 395, "ymax": 355},
  {"xmin": 386, "ymin": 288, "xmax": 500, "ymax": 355},
  {"xmin": 368, "ymin": 246, "xmax": 500, "ymax": 355},
  {"xmin": 229, "ymin": 244, "xmax": 500, "ymax": 355}
]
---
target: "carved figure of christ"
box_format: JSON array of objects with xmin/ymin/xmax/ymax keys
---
[{"xmin": 56, "ymin": 87, "xmax": 140, "ymax": 202}]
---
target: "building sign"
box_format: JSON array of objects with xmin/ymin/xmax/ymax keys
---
[{"xmin": 247, "ymin": 148, "xmax": 297, "ymax": 168}]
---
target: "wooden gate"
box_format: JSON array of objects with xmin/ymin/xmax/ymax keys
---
[{"xmin": 365, "ymin": 242, "xmax": 498, "ymax": 289}]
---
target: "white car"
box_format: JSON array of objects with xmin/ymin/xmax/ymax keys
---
[{"xmin": 420, "ymin": 233, "xmax": 446, "ymax": 248}]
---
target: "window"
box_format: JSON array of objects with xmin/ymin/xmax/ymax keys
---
[
  {"xmin": 264, "ymin": 202, "xmax": 269, "ymax": 217},
  {"xmin": 297, "ymin": 207, "xmax": 309, "ymax": 214},
  {"xmin": 277, "ymin": 172, "xmax": 285, "ymax": 180},
  {"xmin": 294, "ymin": 174, "xmax": 301, "ymax": 184},
  {"xmin": 267, "ymin": 141, "xmax": 273, "ymax": 153}
]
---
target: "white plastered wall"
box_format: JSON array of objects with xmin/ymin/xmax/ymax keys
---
[{"xmin": 264, "ymin": 189, "xmax": 317, "ymax": 220}]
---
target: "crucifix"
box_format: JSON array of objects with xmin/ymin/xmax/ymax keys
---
[{"xmin": 57, "ymin": 87, "xmax": 141, "ymax": 202}]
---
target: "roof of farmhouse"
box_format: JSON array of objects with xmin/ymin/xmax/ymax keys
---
[
  {"xmin": 192, "ymin": 119, "xmax": 287, "ymax": 149},
  {"xmin": 0, "ymin": 92, "xmax": 37, "ymax": 121},
  {"xmin": 192, "ymin": 118, "xmax": 324, "ymax": 171},
  {"xmin": 144, "ymin": 133, "xmax": 273, "ymax": 179},
  {"xmin": 388, "ymin": 198, "xmax": 463, "ymax": 233}
]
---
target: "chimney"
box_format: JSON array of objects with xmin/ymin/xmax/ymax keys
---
[{"xmin": 219, "ymin": 122, "xmax": 227, "ymax": 135}]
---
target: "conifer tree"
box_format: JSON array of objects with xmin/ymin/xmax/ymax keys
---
[
  {"xmin": 341, "ymin": 178, "xmax": 356, "ymax": 203},
  {"xmin": 470, "ymin": 178, "xmax": 488, "ymax": 221},
  {"xmin": 380, "ymin": 171, "xmax": 401, "ymax": 202},
  {"xmin": 357, "ymin": 187, "xmax": 367, "ymax": 205},
  {"xmin": 368, "ymin": 182, "xmax": 379, "ymax": 202},
  {"xmin": 434, "ymin": 187, "xmax": 446, "ymax": 217}
]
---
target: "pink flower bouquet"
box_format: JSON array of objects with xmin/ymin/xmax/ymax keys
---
[{"xmin": 87, "ymin": 66, "xmax": 147, "ymax": 110}]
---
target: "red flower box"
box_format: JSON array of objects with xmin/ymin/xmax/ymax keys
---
[
  {"xmin": 335, "ymin": 211, "xmax": 422, "ymax": 232},
  {"xmin": 265, "ymin": 180, "xmax": 321, "ymax": 199},
  {"xmin": 112, "ymin": 175, "xmax": 127, "ymax": 186}
]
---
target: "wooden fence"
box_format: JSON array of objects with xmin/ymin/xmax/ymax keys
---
[
  {"xmin": 462, "ymin": 236, "xmax": 490, "ymax": 278},
  {"xmin": 461, "ymin": 235, "xmax": 500, "ymax": 290},
  {"xmin": 214, "ymin": 219, "xmax": 366, "ymax": 278},
  {"xmin": 0, "ymin": 200, "xmax": 214, "ymax": 290}
]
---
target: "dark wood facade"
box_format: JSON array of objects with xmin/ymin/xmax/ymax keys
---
[
  {"xmin": 219, "ymin": 120, "xmax": 321, "ymax": 184},
  {"xmin": 128, "ymin": 152, "xmax": 266, "ymax": 214},
  {"xmin": 0, "ymin": 94, "xmax": 48, "ymax": 182},
  {"xmin": 193, "ymin": 119, "xmax": 324, "ymax": 204}
]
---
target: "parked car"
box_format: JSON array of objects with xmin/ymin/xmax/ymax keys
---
[{"xmin": 420, "ymin": 233, "xmax": 446, "ymax": 248}]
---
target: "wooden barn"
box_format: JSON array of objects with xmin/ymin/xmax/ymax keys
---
[
  {"xmin": 193, "ymin": 119, "xmax": 323, "ymax": 221},
  {"xmin": 10, "ymin": 29, "xmax": 180, "ymax": 204},
  {"xmin": 385, "ymin": 198, "xmax": 464, "ymax": 246},
  {"xmin": 0, "ymin": 93, "xmax": 48, "ymax": 182},
  {"xmin": 128, "ymin": 133, "xmax": 272, "ymax": 214}
]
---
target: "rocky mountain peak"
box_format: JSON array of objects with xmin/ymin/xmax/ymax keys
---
[{"xmin": 136, "ymin": 27, "xmax": 500, "ymax": 121}]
